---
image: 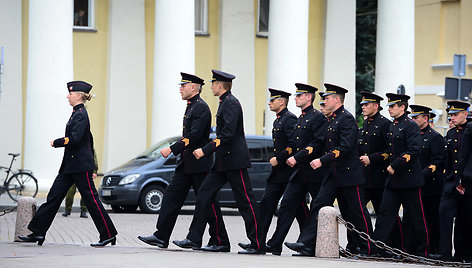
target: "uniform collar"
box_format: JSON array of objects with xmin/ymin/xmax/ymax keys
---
[
  {"xmin": 420, "ymin": 124, "xmax": 431, "ymax": 133},
  {"xmin": 276, "ymin": 107, "xmax": 289, "ymax": 118},
  {"xmin": 457, "ymin": 122, "xmax": 468, "ymax": 130},
  {"xmin": 394, "ymin": 112, "xmax": 407, "ymax": 123},
  {"xmin": 332, "ymin": 105, "xmax": 344, "ymax": 116},
  {"xmin": 368, "ymin": 111, "xmax": 380, "ymax": 121},
  {"xmin": 73, "ymin": 103, "xmax": 84, "ymax": 112},
  {"xmin": 187, "ymin": 94, "xmax": 200, "ymax": 104},
  {"xmin": 219, "ymin": 90, "xmax": 231, "ymax": 102},
  {"xmin": 301, "ymin": 105, "xmax": 314, "ymax": 115}
]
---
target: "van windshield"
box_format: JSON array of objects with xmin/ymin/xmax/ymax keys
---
[{"xmin": 136, "ymin": 137, "xmax": 179, "ymax": 160}]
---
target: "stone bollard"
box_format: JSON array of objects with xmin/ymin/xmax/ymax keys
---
[
  {"xmin": 315, "ymin": 206, "xmax": 339, "ymax": 258},
  {"xmin": 14, "ymin": 197, "xmax": 37, "ymax": 242}
]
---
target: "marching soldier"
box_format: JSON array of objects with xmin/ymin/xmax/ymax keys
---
[
  {"xmin": 407, "ymin": 104, "xmax": 445, "ymax": 255},
  {"xmin": 18, "ymin": 81, "xmax": 117, "ymax": 247},
  {"xmin": 263, "ymin": 83, "xmax": 327, "ymax": 256},
  {"xmin": 173, "ymin": 70, "xmax": 264, "ymax": 254},
  {"xmin": 371, "ymin": 93, "xmax": 429, "ymax": 257},
  {"xmin": 138, "ymin": 73, "xmax": 229, "ymax": 252},
  {"xmin": 318, "ymin": 92, "xmax": 329, "ymax": 116},
  {"xmin": 432, "ymin": 101, "xmax": 471, "ymax": 261},
  {"xmin": 238, "ymin": 88, "xmax": 309, "ymax": 253},
  {"xmin": 285, "ymin": 83, "xmax": 373, "ymax": 256}
]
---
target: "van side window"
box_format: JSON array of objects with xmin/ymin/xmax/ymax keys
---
[
  {"xmin": 247, "ymin": 141, "xmax": 264, "ymax": 162},
  {"xmin": 164, "ymin": 156, "xmax": 177, "ymax": 166}
]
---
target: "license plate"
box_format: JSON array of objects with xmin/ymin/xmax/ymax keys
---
[{"xmin": 102, "ymin": 189, "xmax": 111, "ymax": 196}]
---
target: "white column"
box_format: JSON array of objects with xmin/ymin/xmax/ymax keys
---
[
  {"xmin": 375, "ymin": 0, "xmax": 415, "ymax": 108},
  {"xmin": 322, "ymin": 0, "xmax": 356, "ymax": 114},
  {"xmin": 0, "ymin": 0, "xmax": 22, "ymax": 170},
  {"xmin": 264, "ymin": 0, "xmax": 309, "ymax": 135},
  {"xmin": 103, "ymin": 0, "xmax": 147, "ymax": 172},
  {"xmin": 24, "ymin": 0, "xmax": 73, "ymax": 190},
  {"xmin": 152, "ymin": 0, "xmax": 194, "ymax": 143},
  {"xmin": 220, "ymin": 0, "xmax": 256, "ymax": 134}
]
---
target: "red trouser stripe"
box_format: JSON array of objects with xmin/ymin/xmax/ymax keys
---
[
  {"xmin": 86, "ymin": 172, "xmax": 111, "ymax": 238},
  {"xmin": 356, "ymin": 186, "xmax": 371, "ymax": 255},
  {"xmin": 211, "ymin": 203, "xmax": 221, "ymax": 245},
  {"xmin": 239, "ymin": 170, "xmax": 260, "ymax": 250},
  {"xmin": 397, "ymin": 215, "xmax": 405, "ymax": 251},
  {"xmin": 418, "ymin": 188, "xmax": 430, "ymax": 257}
]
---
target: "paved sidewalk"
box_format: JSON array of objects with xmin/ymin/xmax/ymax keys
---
[{"xmin": 0, "ymin": 195, "xmax": 436, "ymax": 268}]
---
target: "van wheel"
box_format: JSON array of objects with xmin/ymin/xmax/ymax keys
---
[
  {"xmin": 111, "ymin": 205, "xmax": 138, "ymax": 213},
  {"xmin": 139, "ymin": 185, "xmax": 165, "ymax": 213}
]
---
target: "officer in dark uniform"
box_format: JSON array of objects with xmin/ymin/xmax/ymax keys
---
[
  {"xmin": 319, "ymin": 92, "xmax": 329, "ymax": 116},
  {"xmin": 238, "ymin": 88, "xmax": 309, "ymax": 253},
  {"xmin": 371, "ymin": 93, "xmax": 429, "ymax": 257},
  {"xmin": 263, "ymin": 83, "xmax": 327, "ymax": 255},
  {"xmin": 405, "ymin": 105, "xmax": 445, "ymax": 255},
  {"xmin": 138, "ymin": 73, "xmax": 229, "ymax": 252},
  {"xmin": 18, "ymin": 81, "xmax": 118, "ymax": 247},
  {"xmin": 173, "ymin": 70, "xmax": 264, "ymax": 254},
  {"xmin": 285, "ymin": 83, "xmax": 373, "ymax": 256},
  {"xmin": 358, "ymin": 91, "xmax": 391, "ymax": 214},
  {"xmin": 432, "ymin": 101, "xmax": 471, "ymax": 261}
]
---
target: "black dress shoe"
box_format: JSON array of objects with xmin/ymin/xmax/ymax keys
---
[
  {"xmin": 62, "ymin": 210, "xmax": 71, "ymax": 217},
  {"xmin": 80, "ymin": 210, "xmax": 88, "ymax": 218},
  {"xmin": 429, "ymin": 253, "xmax": 453, "ymax": 261},
  {"xmin": 292, "ymin": 250, "xmax": 315, "ymax": 257},
  {"xmin": 284, "ymin": 242, "xmax": 305, "ymax": 252},
  {"xmin": 138, "ymin": 235, "xmax": 168, "ymax": 248},
  {"xmin": 201, "ymin": 244, "xmax": 230, "ymax": 252},
  {"xmin": 238, "ymin": 248, "xmax": 266, "ymax": 255},
  {"xmin": 172, "ymin": 239, "xmax": 201, "ymax": 250},
  {"xmin": 238, "ymin": 242, "xmax": 250, "ymax": 250},
  {"xmin": 17, "ymin": 234, "xmax": 45, "ymax": 246},
  {"xmin": 266, "ymin": 244, "xmax": 281, "ymax": 256},
  {"xmin": 90, "ymin": 236, "xmax": 116, "ymax": 247}
]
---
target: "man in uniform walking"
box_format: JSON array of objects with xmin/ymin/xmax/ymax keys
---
[
  {"xmin": 173, "ymin": 70, "xmax": 264, "ymax": 254},
  {"xmin": 238, "ymin": 88, "xmax": 309, "ymax": 253},
  {"xmin": 407, "ymin": 104, "xmax": 445, "ymax": 255},
  {"xmin": 262, "ymin": 83, "xmax": 327, "ymax": 255},
  {"xmin": 285, "ymin": 83, "xmax": 373, "ymax": 256},
  {"xmin": 138, "ymin": 73, "xmax": 229, "ymax": 252},
  {"xmin": 371, "ymin": 93, "xmax": 429, "ymax": 257}
]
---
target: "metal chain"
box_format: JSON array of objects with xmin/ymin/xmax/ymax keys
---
[
  {"xmin": 337, "ymin": 215, "xmax": 472, "ymax": 267},
  {"xmin": 0, "ymin": 206, "xmax": 16, "ymax": 217}
]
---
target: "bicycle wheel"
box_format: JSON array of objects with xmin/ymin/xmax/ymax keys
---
[{"xmin": 6, "ymin": 172, "xmax": 38, "ymax": 202}]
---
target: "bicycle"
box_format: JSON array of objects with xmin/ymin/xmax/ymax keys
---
[{"xmin": 0, "ymin": 153, "xmax": 38, "ymax": 202}]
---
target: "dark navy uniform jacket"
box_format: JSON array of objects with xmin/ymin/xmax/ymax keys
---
[
  {"xmin": 53, "ymin": 103, "xmax": 95, "ymax": 174},
  {"xmin": 170, "ymin": 94, "xmax": 213, "ymax": 174},
  {"xmin": 445, "ymin": 122, "xmax": 468, "ymax": 194},
  {"xmin": 358, "ymin": 112, "xmax": 391, "ymax": 189},
  {"xmin": 320, "ymin": 105, "xmax": 364, "ymax": 187},
  {"xmin": 202, "ymin": 90, "xmax": 251, "ymax": 172},
  {"xmin": 418, "ymin": 124, "xmax": 446, "ymax": 196},
  {"xmin": 456, "ymin": 122, "xmax": 472, "ymax": 195},
  {"xmin": 278, "ymin": 105, "xmax": 327, "ymax": 184},
  {"xmin": 384, "ymin": 113, "xmax": 423, "ymax": 188},
  {"xmin": 269, "ymin": 108, "xmax": 297, "ymax": 183}
]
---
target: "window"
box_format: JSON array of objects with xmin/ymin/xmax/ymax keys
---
[
  {"xmin": 248, "ymin": 142, "xmax": 264, "ymax": 162},
  {"xmin": 195, "ymin": 0, "xmax": 208, "ymax": 35},
  {"xmin": 257, "ymin": 0, "xmax": 269, "ymax": 37},
  {"xmin": 73, "ymin": 0, "xmax": 95, "ymax": 31}
]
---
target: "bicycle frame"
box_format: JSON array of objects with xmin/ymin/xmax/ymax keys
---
[{"xmin": 1, "ymin": 155, "xmax": 17, "ymax": 187}]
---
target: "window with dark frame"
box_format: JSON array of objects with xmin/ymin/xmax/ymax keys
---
[{"xmin": 257, "ymin": 0, "xmax": 269, "ymax": 37}]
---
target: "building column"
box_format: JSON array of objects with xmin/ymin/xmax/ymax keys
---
[
  {"xmin": 375, "ymin": 0, "xmax": 415, "ymax": 106},
  {"xmin": 264, "ymin": 0, "xmax": 309, "ymax": 135},
  {"xmin": 220, "ymin": 0, "xmax": 256, "ymax": 134},
  {"xmin": 322, "ymin": 0, "xmax": 356, "ymax": 114},
  {"xmin": 24, "ymin": 0, "xmax": 73, "ymax": 190},
  {"xmin": 0, "ymin": 0, "xmax": 23, "ymax": 170},
  {"xmin": 152, "ymin": 0, "xmax": 194, "ymax": 143},
  {"xmin": 103, "ymin": 0, "xmax": 147, "ymax": 172}
]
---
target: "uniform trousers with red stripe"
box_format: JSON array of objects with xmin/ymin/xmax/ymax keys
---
[
  {"xmin": 187, "ymin": 169, "xmax": 263, "ymax": 250},
  {"xmin": 296, "ymin": 178, "xmax": 373, "ymax": 255},
  {"xmin": 28, "ymin": 171, "xmax": 117, "ymax": 241},
  {"xmin": 266, "ymin": 180, "xmax": 319, "ymax": 253},
  {"xmin": 372, "ymin": 187, "xmax": 429, "ymax": 257},
  {"xmin": 154, "ymin": 172, "xmax": 229, "ymax": 246}
]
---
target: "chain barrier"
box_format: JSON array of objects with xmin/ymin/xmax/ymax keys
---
[
  {"xmin": 0, "ymin": 206, "xmax": 16, "ymax": 217},
  {"xmin": 337, "ymin": 215, "xmax": 472, "ymax": 267}
]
